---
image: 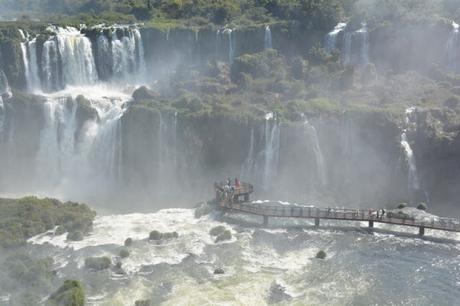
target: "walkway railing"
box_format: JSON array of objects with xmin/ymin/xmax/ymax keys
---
[{"xmin": 220, "ymin": 201, "xmax": 460, "ymax": 233}]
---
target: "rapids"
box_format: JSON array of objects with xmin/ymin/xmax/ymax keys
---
[{"xmin": 16, "ymin": 208, "xmax": 460, "ymax": 305}]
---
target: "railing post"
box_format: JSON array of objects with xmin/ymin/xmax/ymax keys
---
[
  {"xmin": 419, "ymin": 226, "xmax": 425, "ymax": 237},
  {"xmin": 315, "ymin": 217, "xmax": 320, "ymax": 228},
  {"xmin": 263, "ymin": 215, "xmax": 269, "ymax": 226}
]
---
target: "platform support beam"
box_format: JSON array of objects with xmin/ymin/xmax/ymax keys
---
[
  {"xmin": 315, "ymin": 218, "xmax": 320, "ymax": 228},
  {"xmin": 419, "ymin": 226, "xmax": 425, "ymax": 236},
  {"xmin": 263, "ymin": 215, "xmax": 269, "ymax": 226}
]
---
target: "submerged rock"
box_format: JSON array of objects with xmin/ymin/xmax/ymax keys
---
[
  {"xmin": 48, "ymin": 280, "xmax": 85, "ymax": 306},
  {"xmin": 119, "ymin": 248, "xmax": 130, "ymax": 258},
  {"xmin": 268, "ymin": 281, "xmax": 291, "ymax": 304}
]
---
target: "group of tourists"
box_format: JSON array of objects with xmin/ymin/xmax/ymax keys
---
[{"xmin": 215, "ymin": 178, "xmax": 241, "ymax": 203}]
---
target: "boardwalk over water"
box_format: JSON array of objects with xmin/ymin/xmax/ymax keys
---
[{"xmin": 216, "ymin": 182, "xmax": 460, "ymax": 236}]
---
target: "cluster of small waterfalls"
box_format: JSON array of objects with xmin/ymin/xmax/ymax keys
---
[{"xmin": 324, "ymin": 22, "xmax": 369, "ymax": 66}]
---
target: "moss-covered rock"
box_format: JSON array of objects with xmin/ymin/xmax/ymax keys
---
[
  {"xmin": 119, "ymin": 249, "xmax": 130, "ymax": 258},
  {"xmin": 0, "ymin": 196, "xmax": 96, "ymax": 248},
  {"xmin": 132, "ymin": 86, "xmax": 160, "ymax": 102},
  {"xmin": 84, "ymin": 257, "xmax": 111, "ymax": 270},
  {"xmin": 209, "ymin": 225, "xmax": 227, "ymax": 237},
  {"xmin": 215, "ymin": 230, "xmax": 232, "ymax": 243},
  {"xmin": 149, "ymin": 230, "xmax": 179, "ymax": 240},
  {"xmin": 48, "ymin": 280, "xmax": 85, "ymax": 306}
]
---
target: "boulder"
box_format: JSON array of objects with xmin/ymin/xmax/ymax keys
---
[{"xmin": 132, "ymin": 86, "xmax": 160, "ymax": 101}]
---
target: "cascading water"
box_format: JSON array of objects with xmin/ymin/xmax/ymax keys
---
[
  {"xmin": 304, "ymin": 120, "xmax": 327, "ymax": 187},
  {"xmin": 342, "ymin": 23, "xmax": 369, "ymax": 66},
  {"xmin": 325, "ymin": 22, "xmax": 346, "ymax": 53},
  {"xmin": 343, "ymin": 31, "xmax": 352, "ymax": 65},
  {"xmin": 34, "ymin": 87, "xmax": 129, "ymax": 201},
  {"xmin": 0, "ymin": 70, "xmax": 11, "ymax": 135},
  {"xmin": 356, "ymin": 23, "xmax": 370, "ymax": 65},
  {"xmin": 400, "ymin": 107, "xmax": 420, "ymax": 193},
  {"xmin": 21, "ymin": 38, "xmax": 41, "ymax": 92},
  {"xmin": 240, "ymin": 128, "xmax": 256, "ymax": 181},
  {"xmin": 264, "ymin": 25, "xmax": 273, "ymax": 49},
  {"xmin": 223, "ymin": 28, "xmax": 236, "ymax": 64},
  {"xmin": 262, "ymin": 113, "xmax": 280, "ymax": 191},
  {"xmin": 447, "ymin": 21, "xmax": 459, "ymax": 72},
  {"xmin": 21, "ymin": 25, "xmax": 147, "ymax": 92}
]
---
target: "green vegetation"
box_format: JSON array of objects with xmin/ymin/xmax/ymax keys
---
[
  {"xmin": 5, "ymin": 254, "xmax": 54, "ymax": 288},
  {"xmin": 316, "ymin": 250, "xmax": 327, "ymax": 259},
  {"xmin": 48, "ymin": 280, "xmax": 85, "ymax": 306},
  {"xmin": 0, "ymin": 196, "xmax": 96, "ymax": 248},
  {"xmin": 397, "ymin": 203, "xmax": 408, "ymax": 209},
  {"xmin": 84, "ymin": 256, "xmax": 111, "ymax": 270}
]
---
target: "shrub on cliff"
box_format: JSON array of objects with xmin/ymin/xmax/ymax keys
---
[
  {"xmin": 48, "ymin": 280, "xmax": 85, "ymax": 306},
  {"xmin": 84, "ymin": 257, "xmax": 111, "ymax": 270},
  {"xmin": 397, "ymin": 203, "xmax": 408, "ymax": 209},
  {"xmin": 5, "ymin": 254, "xmax": 54, "ymax": 288}
]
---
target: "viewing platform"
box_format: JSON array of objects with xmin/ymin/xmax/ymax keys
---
[{"xmin": 214, "ymin": 182, "xmax": 460, "ymax": 236}]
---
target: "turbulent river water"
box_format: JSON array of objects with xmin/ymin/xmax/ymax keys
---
[{"xmin": 14, "ymin": 207, "xmax": 460, "ymax": 305}]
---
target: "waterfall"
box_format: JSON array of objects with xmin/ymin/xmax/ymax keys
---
[
  {"xmin": 240, "ymin": 128, "xmax": 256, "ymax": 181},
  {"xmin": 0, "ymin": 70, "xmax": 11, "ymax": 135},
  {"xmin": 22, "ymin": 38, "xmax": 42, "ymax": 92},
  {"xmin": 41, "ymin": 39, "xmax": 60, "ymax": 92},
  {"xmin": 110, "ymin": 27, "xmax": 145, "ymax": 82},
  {"xmin": 304, "ymin": 120, "xmax": 327, "ymax": 187},
  {"xmin": 35, "ymin": 88, "xmax": 129, "ymax": 197},
  {"xmin": 325, "ymin": 22, "xmax": 346, "ymax": 53},
  {"xmin": 343, "ymin": 32, "xmax": 352, "ymax": 65},
  {"xmin": 262, "ymin": 113, "xmax": 280, "ymax": 191},
  {"xmin": 401, "ymin": 107, "xmax": 420, "ymax": 192},
  {"xmin": 52, "ymin": 26, "xmax": 98, "ymax": 86},
  {"xmin": 356, "ymin": 23, "xmax": 370, "ymax": 65},
  {"xmin": 264, "ymin": 25, "xmax": 273, "ymax": 49},
  {"xmin": 224, "ymin": 29, "xmax": 235, "ymax": 64},
  {"xmin": 447, "ymin": 21, "xmax": 459, "ymax": 72},
  {"xmin": 342, "ymin": 23, "xmax": 369, "ymax": 66}
]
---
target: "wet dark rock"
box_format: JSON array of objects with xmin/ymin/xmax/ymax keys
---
[
  {"xmin": 316, "ymin": 250, "xmax": 326, "ymax": 259},
  {"xmin": 417, "ymin": 202, "xmax": 428, "ymax": 211},
  {"xmin": 213, "ymin": 267, "xmax": 225, "ymax": 275},
  {"xmin": 124, "ymin": 237, "xmax": 133, "ymax": 246}
]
